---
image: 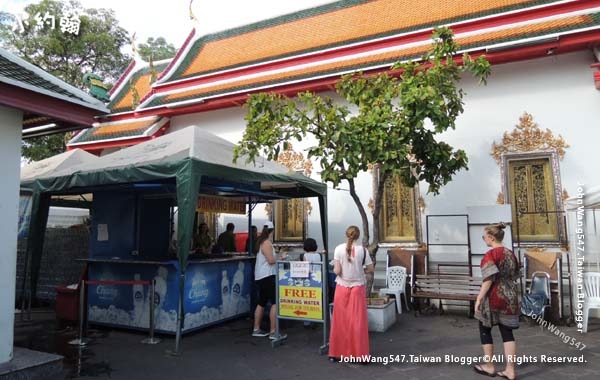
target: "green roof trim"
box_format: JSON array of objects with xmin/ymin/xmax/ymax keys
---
[
  {"xmin": 145, "ymin": 15, "xmax": 599, "ymax": 109},
  {"xmin": 166, "ymin": 0, "xmax": 563, "ymax": 82},
  {"xmin": 108, "ymin": 61, "xmax": 170, "ymax": 113}
]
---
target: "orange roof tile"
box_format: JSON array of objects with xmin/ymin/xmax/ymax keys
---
[
  {"xmin": 68, "ymin": 117, "xmax": 167, "ymax": 145},
  {"xmin": 174, "ymin": 0, "xmax": 546, "ymax": 81},
  {"xmin": 152, "ymin": 13, "xmax": 592, "ymax": 107},
  {"xmin": 91, "ymin": 118, "xmax": 158, "ymax": 137}
]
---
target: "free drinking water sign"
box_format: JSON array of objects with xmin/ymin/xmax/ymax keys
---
[{"xmin": 277, "ymin": 261, "xmax": 323, "ymax": 321}]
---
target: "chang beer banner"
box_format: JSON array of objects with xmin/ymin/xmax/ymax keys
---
[
  {"xmin": 277, "ymin": 261, "xmax": 323, "ymax": 321},
  {"xmin": 197, "ymin": 196, "xmax": 246, "ymax": 214}
]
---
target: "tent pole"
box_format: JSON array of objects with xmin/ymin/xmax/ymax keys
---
[
  {"xmin": 26, "ymin": 192, "xmax": 50, "ymax": 302},
  {"xmin": 248, "ymin": 197, "xmax": 253, "ymax": 253},
  {"xmin": 174, "ymin": 272, "xmax": 184, "ymax": 355},
  {"xmin": 19, "ymin": 243, "xmax": 30, "ymax": 321}
]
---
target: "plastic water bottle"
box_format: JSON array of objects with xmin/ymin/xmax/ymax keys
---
[
  {"xmin": 132, "ymin": 273, "xmax": 144, "ymax": 326},
  {"xmin": 153, "ymin": 266, "xmax": 168, "ymax": 329},
  {"xmin": 231, "ymin": 262, "xmax": 245, "ymax": 315},
  {"xmin": 221, "ymin": 270, "xmax": 230, "ymax": 317}
]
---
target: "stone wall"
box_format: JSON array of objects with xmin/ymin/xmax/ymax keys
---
[{"xmin": 16, "ymin": 226, "xmax": 89, "ymax": 303}]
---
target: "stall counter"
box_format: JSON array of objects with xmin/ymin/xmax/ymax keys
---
[{"xmin": 82, "ymin": 255, "xmax": 255, "ymax": 334}]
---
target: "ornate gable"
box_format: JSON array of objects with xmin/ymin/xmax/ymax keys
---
[{"xmin": 108, "ymin": 60, "xmax": 170, "ymax": 113}]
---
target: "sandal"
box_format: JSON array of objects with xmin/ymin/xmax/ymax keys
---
[
  {"xmin": 497, "ymin": 371, "xmax": 516, "ymax": 380},
  {"xmin": 473, "ymin": 364, "xmax": 496, "ymax": 377}
]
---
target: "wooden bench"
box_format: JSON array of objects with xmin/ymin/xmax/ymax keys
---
[{"xmin": 412, "ymin": 274, "xmax": 482, "ymax": 316}]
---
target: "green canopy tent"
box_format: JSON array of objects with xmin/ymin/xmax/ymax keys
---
[
  {"xmin": 18, "ymin": 148, "xmax": 99, "ymax": 309},
  {"xmin": 22, "ymin": 126, "xmax": 328, "ymax": 352}
]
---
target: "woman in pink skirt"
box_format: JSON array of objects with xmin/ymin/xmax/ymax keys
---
[{"xmin": 329, "ymin": 225, "xmax": 374, "ymax": 362}]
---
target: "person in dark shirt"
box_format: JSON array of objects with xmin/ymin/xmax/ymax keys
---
[{"xmin": 217, "ymin": 222, "xmax": 237, "ymax": 252}]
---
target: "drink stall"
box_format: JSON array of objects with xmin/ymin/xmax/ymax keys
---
[
  {"xmin": 82, "ymin": 188, "xmax": 256, "ymax": 334},
  {"xmin": 22, "ymin": 126, "xmax": 328, "ymax": 352}
]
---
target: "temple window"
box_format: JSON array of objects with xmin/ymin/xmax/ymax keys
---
[
  {"xmin": 492, "ymin": 112, "xmax": 569, "ymax": 244},
  {"xmin": 507, "ymin": 157, "xmax": 559, "ymax": 241},
  {"xmin": 380, "ymin": 175, "xmax": 420, "ymax": 242},
  {"xmin": 269, "ymin": 144, "xmax": 312, "ymax": 242},
  {"xmin": 273, "ymin": 198, "xmax": 306, "ymax": 242}
]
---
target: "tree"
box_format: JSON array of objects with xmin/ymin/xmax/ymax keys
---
[
  {"xmin": 21, "ymin": 134, "xmax": 71, "ymax": 162},
  {"xmin": 234, "ymin": 28, "xmax": 491, "ymax": 292},
  {"xmin": 138, "ymin": 37, "xmax": 177, "ymax": 62},
  {"xmin": 0, "ymin": 0, "xmax": 131, "ymax": 161}
]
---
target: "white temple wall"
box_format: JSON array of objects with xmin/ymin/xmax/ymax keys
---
[{"xmin": 170, "ymin": 50, "xmax": 600, "ymax": 254}]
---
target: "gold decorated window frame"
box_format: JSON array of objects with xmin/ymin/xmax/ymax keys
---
[
  {"xmin": 380, "ymin": 176, "xmax": 420, "ymax": 242},
  {"xmin": 501, "ymin": 151, "xmax": 564, "ymax": 244},
  {"xmin": 273, "ymin": 198, "xmax": 306, "ymax": 242}
]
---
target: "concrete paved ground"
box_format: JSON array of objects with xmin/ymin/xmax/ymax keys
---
[{"xmin": 13, "ymin": 308, "xmax": 600, "ymax": 380}]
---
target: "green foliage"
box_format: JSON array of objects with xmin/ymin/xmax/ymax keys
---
[
  {"xmin": 138, "ymin": 37, "xmax": 177, "ymax": 62},
  {"xmin": 0, "ymin": 0, "xmax": 130, "ymax": 87},
  {"xmin": 0, "ymin": 0, "xmax": 132, "ymax": 161},
  {"xmin": 21, "ymin": 134, "xmax": 67, "ymax": 163},
  {"xmin": 236, "ymin": 27, "xmax": 490, "ymax": 192},
  {"xmin": 235, "ymin": 27, "xmax": 490, "ymax": 249}
]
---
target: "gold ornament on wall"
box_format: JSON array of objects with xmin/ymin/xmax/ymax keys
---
[
  {"xmin": 418, "ymin": 196, "xmax": 426, "ymax": 212},
  {"xmin": 496, "ymin": 192, "xmax": 505, "ymax": 205},
  {"xmin": 491, "ymin": 112, "xmax": 569, "ymax": 164},
  {"xmin": 266, "ymin": 143, "xmax": 313, "ymax": 219},
  {"xmin": 277, "ymin": 143, "xmax": 312, "ymax": 176},
  {"xmin": 367, "ymin": 198, "xmax": 374, "ymax": 214},
  {"xmin": 264, "ymin": 203, "xmax": 273, "ymax": 219},
  {"xmin": 562, "ymin": 188, "xmax": 570, "ymax": 203},
  {"xmin": 305, "ymin": 202, "xmax": 312, "ymax": 216}
]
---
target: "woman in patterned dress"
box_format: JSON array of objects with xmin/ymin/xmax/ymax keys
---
[{"xmin": 473, "ymin": 223, "xmax": 519, "ymax": 380}]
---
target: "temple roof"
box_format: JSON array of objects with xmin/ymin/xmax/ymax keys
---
[
  {"xmin": 108, "ymin": 59, "xmax": 170, "ymax": 113},
  {"xmin": 95, "ymin": 0, "xmax": 600, "ymax": 120},
  {"xmin": 0, "ymin": 48, "xmax": 108, "ymax": 109},
  {"xmin": 131, "ymin": 0, "xmax": 600, "ymax": 112},
  {"xmin": 0, "ymin": 47, "xmax": 109, "ymax": 138},
  {"xmin": 158, "ymin": 0, "xmax": 561, "ymax": 83},
  {"xmin": 67, "ymin": 116, "xmax": 169, "ymax": 150},
  {"xmin": 143, "ymin": 12, "xmax": 599, "ymax": 109}
]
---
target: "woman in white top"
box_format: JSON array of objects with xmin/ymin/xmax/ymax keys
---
[
  {"xmin": 252, "ymin": 221, "xmax": 287, "ymax": 339},
  {"xmin": 328, "ymin": 225, "xmax": 374, "ymax": 362}
]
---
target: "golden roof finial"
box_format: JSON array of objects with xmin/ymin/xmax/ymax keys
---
[
  {"xmin": 149, "ymin": 53, "xmax": 157, "ymax": 84},
  {"xmin": 130, "ymin": 32, "xmax": 139, "ymax": 58},
  {"xmin": 130, "ymin": 77, "xmax": 140, "ymax": 108},
  {"xmin": 189, "ymin": 0, "xmax": 199, "ymax": 23}
]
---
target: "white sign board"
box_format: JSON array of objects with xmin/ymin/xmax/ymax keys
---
[
  {"xmin": 290, "ymin": 261, "xmax": 310, "ymax": 278},
  {"xmin": 97, "ymin": 223, "xmax": 109, "ymax": 241}
]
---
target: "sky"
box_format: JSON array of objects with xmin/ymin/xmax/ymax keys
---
[{"xmin": 1, "ymin": 0, "xmax": 337, "ymax": 52}]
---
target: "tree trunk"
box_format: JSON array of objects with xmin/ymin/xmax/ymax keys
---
[{"xmin": 347, "ymin": 179, "xmax": 375, "ymax": 296}]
